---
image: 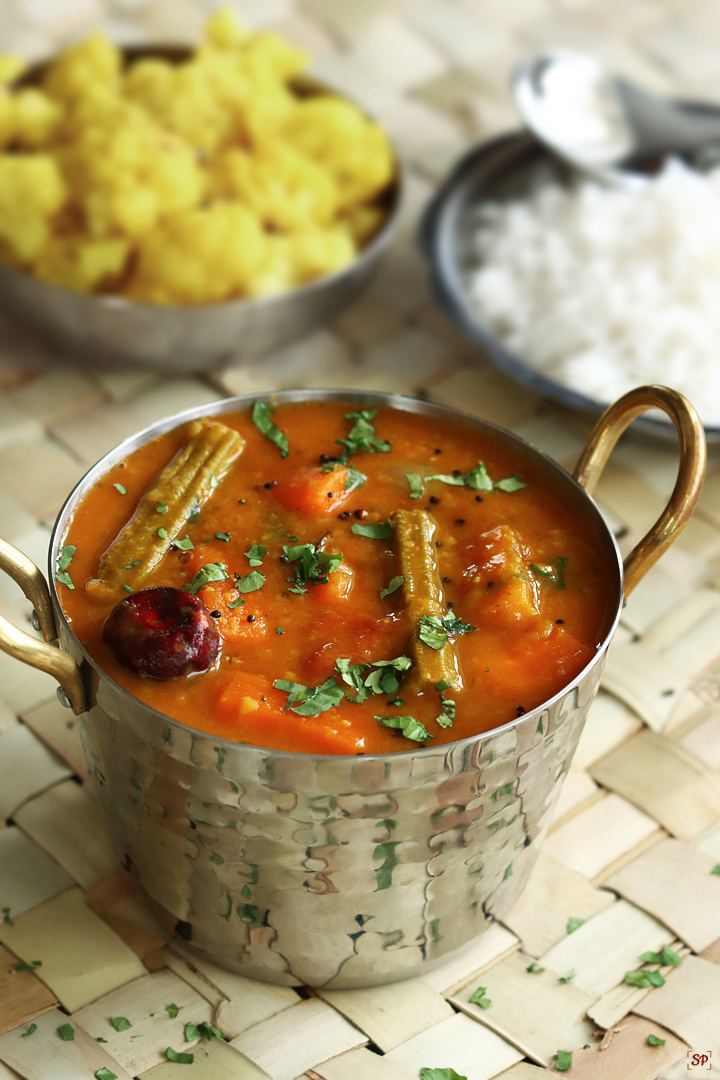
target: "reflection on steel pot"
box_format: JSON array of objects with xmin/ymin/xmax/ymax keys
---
[{"xmin": 0, "ymin": 387, "xmax": 706, "ymax": 987}]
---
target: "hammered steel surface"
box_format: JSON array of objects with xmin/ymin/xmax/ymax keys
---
[{"xmin": 71, "ymin": 648, "xmax": 605, "ymax": 988}]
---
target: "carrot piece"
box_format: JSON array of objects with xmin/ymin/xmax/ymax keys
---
[{"xmin": 273, "ymin": 464, "xmax": 355, "ymax": 515}]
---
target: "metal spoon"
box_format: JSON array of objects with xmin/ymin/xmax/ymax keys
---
[{"xmin": 512, "ymin": 49, "xmax": 720, "ymax": 187}]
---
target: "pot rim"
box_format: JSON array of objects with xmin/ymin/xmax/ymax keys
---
[{"xmin": 49, "ymin": 388, "xmax": 624, "ymax": 760}]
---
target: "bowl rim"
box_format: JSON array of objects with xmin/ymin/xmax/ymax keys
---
[
  {"xmin": 49, "ymin": 387, "xmax": 625, "ymax": 762},
  {"xmin": 5, "ymin": 47, "xmax": 403, "ymax": 313},
  {"xmin": 420, "ymin": 129, "xmax": 720, "ymax": 442}
]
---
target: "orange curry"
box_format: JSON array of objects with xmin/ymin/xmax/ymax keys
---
[{"xmin": 59, "ymin": 401, "xmax": 615, "ymax": 754}]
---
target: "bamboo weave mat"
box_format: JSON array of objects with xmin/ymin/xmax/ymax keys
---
[{"xmin": 2, "ymin": 1, "xmax": 720, "ymax": 1079}]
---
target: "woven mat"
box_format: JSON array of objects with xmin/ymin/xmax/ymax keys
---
[{"xmin": 2, "ymin": 1, "xmax": 720, "ymax": 1079}]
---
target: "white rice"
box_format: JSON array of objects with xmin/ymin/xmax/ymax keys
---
[{"xmin": 466, "ymin": 158, "xmax": 720, "ymax": 428}]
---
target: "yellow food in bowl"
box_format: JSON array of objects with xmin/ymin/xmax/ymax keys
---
[{"xmin": 0, "ymin": 9, "xmax": 395, "ymax": 305}]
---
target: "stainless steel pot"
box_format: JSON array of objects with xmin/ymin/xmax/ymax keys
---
[{"xmin": 0, "ymin": 386, "xmax": 706, "ymax": 988}]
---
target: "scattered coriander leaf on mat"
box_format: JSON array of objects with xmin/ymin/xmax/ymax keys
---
[
  {"xmin": 647, "ymin": 1034, "xmax": 666, "ymax": 1047},
  {"xmin": 526, "ymin": 962, "xmax": 545, "ymax": 973},
  {"xmin": 244, "ymin": 543, "xmax": 267, "ymax": 566},
  {"xmin": 625, "ymin": 968, "xmax": 665, "ymax": 988},
  {"xmin": 567, "ymin": 916, "xmax": 584, "ymax": 934},
  {"xmin": 558, "ymin": 969, "xmax": 576, "ymax": 983},
  {"xmin": 15, "ymin": 960, "xmax": 41, "ymax": 971},
  {"xmin": 380, "ymin": 575, "xmax": 405, "ymax": 598},
  {"xmin": 165, "ymin": 1003, "xmax": 181, "ymax": 1018},
  {"xmin": 2, "ymin": 907, "xmax": 13, "ymax": 925},
  {"xmin": 646, "ymin": 970, "xmax": 665, "ymax": 986},
  {"xmin": 165, "ymin": 1047, "xmax": 194, "ymax": 1064},
  {"xmin": 175, "ymin": 536, "xmax": 194, "ymax": 551},
  {"xmin": 57, "ymin": 1023, "xmax": 74, "ymax": 1041},
  {"xmin": 556, "ymin": 1050, "xmax": 572, "ymax": 1071},
  {"xmin": 406, "ymin": 472, "xmax": 424, "ymax": 499},
  {"xmin": 186, "ymin": 563, "xmax": 228, "ymax": 594},
  {"xmin": 712, "ymin": 864, "xmax": 720, "ymax": 875},
  {"xmin": 156, "ymin": 500, "xmax": 168, "ymax": 514},
  {"xmin": 95, "ymin": 1070, "xmax": 118, "ymax": 1080},
  {"xmin": 376, "ymin": 714, "xmax": 431, "ymax": 742},
  {"xmin": 640, "ymin": 945, "xmax": 682, "ymax": 966},
  {"xmin": 275, "ymin": 676, "xmax": 344, "ymax": 716},
  {"xmin": 112, "ymin": 483, "xmax": 127, "ymax": 495},
  {"xmin": 351, "ymin": 520, "xmax": 392, "ymax": 539},
  {"xmin": 56, "ymin": 544, "xmax": 76, "ymax": 590},
  {"xmin": 96, "ymin": 1037, "xmax": 108, "ymax": 1042},
  {"xmin": 419, "ymin": 1069, "xmax": 468, "ymax": 1080},
  {"xmin": 469, "ymin": 985, "xmax": 491, "ymax": 1008},
  {"xmin": 252, "ymin": 401, "xmax": 288, "ymax": 458},
  {"xmin": 21, "ymin": 1023, "xmax": 36, "ymax": 1037},
  {"xmin": 235, "ymin": 570, "xmax": 265, "ymax": 593},
  {"xmin": 110, "ymin": 1016, "xmax": 132, "ymax": 1031},
  {"xmin": 215, "ymin": 531, "xmax": 231, "ymax": 543},
  {"xmin": 184, "ymin": 1022, "xmax": 200, "ymax": 1042},
  {"xmin": 195, "ymin": 1021, "xmax": 224, "ymax": 1041}
]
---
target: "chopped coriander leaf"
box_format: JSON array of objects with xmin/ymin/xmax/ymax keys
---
[
  {"xmin": 112, "ymin": 483, "xmax": 128, "ymax": 495},
  {"xmin": 245, "ymin": 543, "xmax": 267, "ymax": 566},
  {"xmin": 344, "ymin": 465, "xmax": 367, "ymax": 491},
  {"xmin": 469, "ymin": 985, "xmax": 491, "ymax": 1008},
  {"xmin": 284, "ymin": 542, "xmax": 342, "ymax": 591},
  {"xmin": 122, "ymin": 584, "xmax": 133, "ymax": 593},
  {"xmin": 227, "ymin": 595, "xmax": 245, "ymax": 609},
  {"xmin": 558, "ymin": 969, "xmax": 576, "ymax": 983},
  {"xmin": 625, "ymin": 968, "xmax": 665, "ymax": 988},
  {"xmin": 566, "ymin": 916, "xmax": 584, "ymax": 934},
  {"xmin": 184, "ymin": 1022, "xmax": 199, "ymax": 1042},
  {"xmin": 526, "ymin": 962, "xmax": 545, "ymax": 973},
  {"xmin": 556, "ymin": 1050, "xmax": 572, "ymax": 1072},
  {"xmin": 187, "ymin": 494, "xmax": 201, "ymax": 524},
  {"xmin": 56, "ymin": 544, "xmax": 76, "ymax": 590},
  {"xmin": 275, "ymin": 626, "xmax": 285, "ymax": 634},
  {"xmin": 252, "ymin": 401, "xmax": 289, "ymax": 459},
  {"xmin": 274, "ymin": 676, "xmax": 344, "ymax": 716},
  {"xmin": 187, "ymin": 1021, "xmax": 223, "ymax": 1042},
  {"xmin": 110, "ymin": 1016, "xmax": 132, "ymax": 1031},
  {"xmin": 165, "ymin": 1003, "xmax": 181, "ymax": 1018},
  {"xmin": 419, "ymin": 613, "xmax": 475, "ymax": 650},
  {"xmin": 530, "ymin": 557, "xmax": 569, "ymax": 589},
  {"xmin": 123, "ymin": 559, "xmax": 142, "ymax": 569},
  {"xmin": 157, "ymin": 528, "xmax": 168, "ymax": 540},
  {"xmin": 156, "ymin": 500, "xmax": 168, "ymax": 514},
  {"xmin": 494, "ymin": 475, "xmax": 526, "ymax": 492},
  {"xmin": 96, "ymin": 1037, "xmax": 108, "ymax": 1042},
  {"xmin": 419, "ymin": 1069, "xmax": 468, "ymax": 1080},
  {"xmin": 165, "ymin": 1047, "xmax": 194, "ymax": 1064},
  {"xmin": 215, "ymin": 531, "xmax": 231, "ymax": 543},
  {"xmin": 235, "ymin": 570, "xmax": 265, "ymax": 593},
  {"xmin": 351, "ymin": 520, "xmax": 392, "ymax": 539},
  {"xmin": 406, "ymin": 472, "xmax": 424, "ymax": 499},
  {"xmin": 423, "ymin": 460, "xmax": 526, "ymax": 494},
  {"xmin": 2, "ymin": 907, "xmax": 13, "ymax": 925},
  {"xmin": 328, "ymin": 408, "xmax": 391, "ymax": 468},
  {"xmin": 437, "ymin": 696, "xmax": 455, "ymax": 729},
  {"xmin": 646, "ymin": 970, "xmax": 665, "ymax": 987},
  {"xmin": 175, "ymin": 535, "xmax": 194, "ymax": 551},
  {"xmin": 646, "ymin": 1034, "xmax": 666, "ymax": 1047},
  {"xmin": 380, "ymin": 575, "xmax": 405, "ymax": 598},
  {"xmin": 57, "ymin": 1023, "xmax": 74, "ymax": 1041},
  {"xmin": 387, "ymin": 697, "xmax": 405, "ymax": 706},
  {"xmin": 15, "ymin": 960, "xmax": 41, "ymax": 971},
  {"xmin": 435, "ymin": 679, "xmax": 453, "ymax": 691},
  {"xmin": 712, "ymin": 864, "xmax": 720, "ymax": 875},
  {"xmin": 186, "ymin": 563, "xmax": 228, "ymax": 594},
  {"xmin": 335, "ymin": 656, "xmax": 412, "ymax": 704},
  {"xmin": 21, "ymin": 1023, "xmax": 36, "ymax": 1037},
  {"xmin": 95, "ymin": 1070, "xmax": 118, "ymax": 1080},
  {"xmin": 376, "ymin": 714, "xmax": 431, "ymax": 742},
  {"xmin": 639, "ymin": 945, "xmax": 682, "ymax": 967}
]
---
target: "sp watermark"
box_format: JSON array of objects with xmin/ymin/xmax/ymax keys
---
[{"xmin": 688, "ymin": 1051, "xmax": 713, "ymax": 1071}]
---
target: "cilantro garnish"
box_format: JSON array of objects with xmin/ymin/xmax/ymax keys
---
[
  {"xmin": 252, "ymin": 401, "xmax": 288, "ymax": 459},
  {"xmin": 245, "ymin": 543, "xmax": 267, "ymax": 566},
  {"xmin": 419, "ymin": 613, "xmax": 475, "ymax": 650},
  {"xmin": 380, "ymin": 575, "xmax": 405, "ymax": 598},
  {"xmin": 469, "ymin": 985, "xmax": 491, "ymax": 1008},
  {"xmin": 351, "ymin": 520, "xmax": 392, "ymax": 539},
  {"xmin": 21, "ymin": 1023, "xmax": 36, "ymax": 1037},
  {"xmin": 56, "ymin": 545, "xmax": 76, "ymax": 590},
  {"xmin": 284, "ymin": 542, "xmax": 342, "ymax": 593},
  {"xmin": 165, "ymin": 1048, "xmax": 194, "ymax": 1064},
  {"xmin": 376, "ymin": 714, "xmax": 431, "ymax": 742},
  {"xmin": 436, "ymin": 679, "xmax": 453, "ymax": 691},
  {"xmin": 175, "ymin": 536, "xmax": 194, "ymax": 551},
  {"xmin": 184, "ymin": 1021, "xmax": 223, "ymax": 1042},
  {"xmin": 227, "ymin": 595, "xmax": 245, "ymax": 609},
  {"xmin": 408, "ymin": 462, "xmax": 526, "ymax": 498},
  {"xmin": 188, "ymin": 494, "xmax": 201, "ymax": 524},
  {"xmin": 15, "ymin": 960, "xmax": 41, "ymax": 971},
  {"xmin": 526, "ymin": 962, "xmax": 544, "ymax": 973},
  {"xmin": 712, "ymin": 864, "xmax": 720, "ymax": 875},
  {"xmin": 437, "ymin": 696, "xmax": 455, "ymax": 729},
  {"xmin": 57, "ymin": 1023, "xmax": 74, "ymax": 1041},
  {"xmin": 215, "ymin": 531, "xmax": 231, "ymax": 543},
  {"xmin": 556, "ymin": 1050, "xmax": 572, "ymax": 1072},
  {"xmin": 186, "ymin": 563, "xmax": 228, "ymax": 594},
  {"xmin": 157, "ymin": 528, "xmax": 168, "ymax": 540},
  {"xmin": 274, "ymin": 676, "xmax": 344, "ymax": 716},
  {"xmin": 639, "ymin": 945, "xmax": 682, "ymax": 967},
  {"xmin": 567, "ymin": 916, "xmax": 584, "ymax": 934},
  {"xmin": 530, "ymin": 557, "xmax": 569, "ymax": 589},
  {"xmin": 322, "ymin": 408, "xmax": 391, "ymax": 473},
  {"xmin": 419, "ymin": 1068, "xmax": 467, "ymax": 1080},
  {"xmin": 95, "ymin": 1070, "xmax": 118, "ymax": 1080},
  {"xmin": 2, "ymin": 907, "xmax": 13, "ymax": 925},
  {"xmin": 110, "ymin": 1016, "xmax": 132, "ymax": 1031},
  {"xmin": 344, "ymin": 465, "xmax": 367, "ymax": 491},
  {"xmin": 165, "ymin": 1003, "xmax": 181, "ymax": 1018},
  {"xmin": 156, "ymin": 501, "xmax": 168, "ymax": 514},
  {"xmin": 335, "ymin": 656, "xmax": 412, "ymax": 704},
  {"xmin": 123, "ymin": 559, "xmax": 141, "ymax": 569},
  {"xmin": 275, "ymin": 626, "xmax": 285, "ymax": 634},
  {"xmin": 625, "ymin": 969, "xmax": 665, "ymax": 988},
  {"xmin": 112, "ymin": 483, "xmax": 127, "ymax": 495},
  {"xmin": 647, "ymin": 1034, "xmax": 666, "ymax": 1047},
  {"xmin": 558, "ymin": 969, "xmax": 576, "ymax": 983},
  {"xmin": 406, "ymin": 473, "xmax": 424, "ymax": 499},
  {"xmin": 122, "ymin": 584, "xmax": 132, "ymax": 593},
  {"xmin": 235, "ymin": 571, "xmax": 265, "ymax": 593}
]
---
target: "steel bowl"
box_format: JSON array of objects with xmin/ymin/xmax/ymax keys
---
[
  {"xmin": 0, "ymin": 51, "xmax": 401, "ymax": 372},
  {"xmin": 0, "ymin": 386, "xmax": 705, "ymax": 987},
  {"xmin": 420, "ymin": 130, "xmax": 720, "ymax": 442}
]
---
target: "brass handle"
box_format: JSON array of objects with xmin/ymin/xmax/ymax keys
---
[
  {"xmin": 0, "ymin": 537, "xmax": 85, "ymax": 714},
  {"xmin": 573, "ymin": 385, "xmax": 706, "ymax": 598}
]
